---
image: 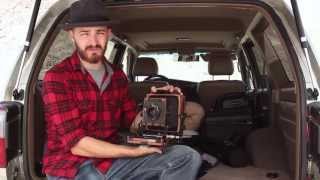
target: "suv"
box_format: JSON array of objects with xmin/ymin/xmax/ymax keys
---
[{"xmin": 1, "ymin": 0, "xmax": 320, "ymax": 179}]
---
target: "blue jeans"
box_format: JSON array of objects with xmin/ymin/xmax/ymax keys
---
[{"xmin": 47, "ymin": 145, "xmax": 202, "ymax": 180}]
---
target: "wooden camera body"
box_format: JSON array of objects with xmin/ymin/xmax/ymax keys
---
[{"xmin": 127, "ymin": 92, "xmax": 185, "ymax": 147}]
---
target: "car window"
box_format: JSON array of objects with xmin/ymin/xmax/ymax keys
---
[
  {"xmin": 239, "ymin": 50, "xmax": 255, "ymax": 91},
  {"xmin": 264, "ymin": 27, "xmax": 295, "ymax": 82},
  {"xmin": 138, "ymin": 53, "xmax": 242, "ymax": 82},
  {"xmin": 105, "ymin": 40, "xmax": 117, "ymax": 62},
  {"xmin": 39, "ymin": 31, "xmax": 74, "ymax": 80},
  {"xmin": 122, "ymin": 48, "xmax": 129, "ymax": 75}
]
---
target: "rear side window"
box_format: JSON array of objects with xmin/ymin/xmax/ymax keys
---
[
  {"xmin": 241, "ymin": 17, "xmax": 295, "ymax": 90},
  {"xmin": 39, "ymin": 31, "xmax": 74, "ymax": 80},
  {"xmin": 264, "ymin": 27, "xmax": 294, "ymax": 82}
]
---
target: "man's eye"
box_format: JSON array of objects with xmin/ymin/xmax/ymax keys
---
[
  {"xmin": 80, "ymin": 33, "xmax": 88, "ymax": 36},
  {"xmin": 98, "ymin": 32, "xmax": 106, "ymax": 35}
]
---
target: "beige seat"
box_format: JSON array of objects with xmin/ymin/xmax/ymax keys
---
[
  {"xmin": 198, "ymin": 53, "xmax": 245, "ymax": 112},
  {"xmin": 128, "ymin": 57, "xmax": 168, "ymax": 106},
  {"xmin": 132, "ymin": 57, "xmax": 159, "ymax": 77}
]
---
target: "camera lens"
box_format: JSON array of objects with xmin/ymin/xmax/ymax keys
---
[{"xmin": 146, "ymin": 104, "xmax": 161, "ymax": 120}]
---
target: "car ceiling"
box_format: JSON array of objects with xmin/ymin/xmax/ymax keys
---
[{"xmin": 105, "ymin": 4, "xmax": 257, "ymax": 52}]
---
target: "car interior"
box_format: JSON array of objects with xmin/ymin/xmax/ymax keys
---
[{"xmin": 25, "ymin": 1, "xmax": 300, "ymax": 180}]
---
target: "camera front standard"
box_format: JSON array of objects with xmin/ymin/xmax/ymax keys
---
[{"xmin": 127, "ymin": 92, "xmax": 186, "ymax": 147}]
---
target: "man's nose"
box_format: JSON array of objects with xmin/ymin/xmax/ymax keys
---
[{"xmin": 88, "ymin": 34, "xmax": 99, "ymax": 46}]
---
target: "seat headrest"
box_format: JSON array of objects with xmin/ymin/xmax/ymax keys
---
[
  {"xmin": 133, "ymin": 57, "xmax": 158, "ymax": 76},
  {"xmin": 203, "ymin": 53, "xmax": 234, "ymax": 75}
]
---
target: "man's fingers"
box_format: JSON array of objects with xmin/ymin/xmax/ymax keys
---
[
  {"xmin": 174, "ymin": 87, "xmax": 182, "ymax": 94},
  {"xmin": 138, "ymin": 145, "xmax": 162, "ymax": 155},
  {"xmin": 130, "ymin": 112, "xmax": 143, "ymax": 133},
  {"xmin": 151, "ymin": 85, "xmax": 182, "ymax": 94},
  {"xmin": 162, "ymin": 85, "xmax": 172, "ymax": 91},
  {"xmin": 151, "ymin": 86, "xmax": 157, "ymax": 93},
  {"xmin": 168, "ymin": 85, "xmax": 174, "ymax": 92},
  {"xmin": 149, "ymin": 147, "xmax": 162, "ymax": 154}
]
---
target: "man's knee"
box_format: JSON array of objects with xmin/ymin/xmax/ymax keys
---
[{"xmin": 167, "ymin": 145, "xmax": 201, "ymax": 165}]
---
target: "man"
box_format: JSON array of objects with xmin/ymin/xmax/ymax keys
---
[{"xmin": 42, "ymin": 0, "xmax": 202, "ymax": 179}]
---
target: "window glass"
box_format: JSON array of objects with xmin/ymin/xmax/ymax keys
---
[
  {"xmin": 213, "ymin": 60, "xmax": 242, "ymax": 81},
  {"xmin": 264, "ymin": 27, "xmax": 294, "ymax": 81},
  {"xmin": 238, "ymin": 49, "xmax": 254, "ymax": 90},
  {"xmin": 251, "ymin": 45, "xmax": 265, "ymax": 75},
  {"xmin": 122, "ymin": 48, "xmax": 129, "ymax": 75},
  {"xmin": 105, "ymin": 40, "xmax": 116, "ymax": 62},
  {"xmin": 240, "ymin": 50, "xmax": 255, "ymax": 90},
  {"xmin": 39, "ymin": 31, "xmax": 74, "ymax": 80},
  {"xmin": 138, "ymin": 52, "xmax": 242, "ymax": 82}
]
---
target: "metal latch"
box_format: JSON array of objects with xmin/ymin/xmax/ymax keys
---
[{"xmin": 307, "ymin": 154, "xmax": 313, "ymax": 178}]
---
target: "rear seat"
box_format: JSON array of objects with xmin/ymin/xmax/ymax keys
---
[
  {"xmin": 198, "ymin": 53, "xmax": 251, "ymax": 143},
  {"xmin": 128, "ymin": 57, "xmax": 168, "ymax": 107},
  {"xmin": 198, "ymin": 53, "xmax": 245, "ymax": 112}
]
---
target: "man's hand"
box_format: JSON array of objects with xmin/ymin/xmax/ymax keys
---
[
  {"xmin": 71, "ymin": 136, "xmax": 162, "ymax": 158},
  {"xmin": 150, "ymin": 85, "xmax": 183, "ymax": 94},
  {"xmin": 130, "ymin": 111, "xmax": 142, "ymax": 133},
  {"xmin": 133, "ymin": 145, "xmax": 162, "ymax": 157}
]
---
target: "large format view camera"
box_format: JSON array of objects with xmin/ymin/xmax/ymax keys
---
[{"xmin": 127, "ymin": 91, "xmax": 186, "ymax": 147}]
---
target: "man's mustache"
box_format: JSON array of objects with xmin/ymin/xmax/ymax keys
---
[{"xmin": 85, "ymin": 45, "xmax": 102, "ymax": 51}]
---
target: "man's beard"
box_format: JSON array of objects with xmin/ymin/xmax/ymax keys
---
[{"xmin": 76, "ymin": 44, "xmax": 106, "ymax": 64}]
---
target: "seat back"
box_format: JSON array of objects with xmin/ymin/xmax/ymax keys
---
[
  {"xmin": 198, "ymin": 53, "xmax": 245, "ymax": 112},
  {"xmin": 199, "ymin": 53, "xmax": 252, "ymax": 150},
  {"xmin": 129, "ymin": 57, "xmax": 167, "ymax": 106},
  {"xmin": 198, "ymin": 81, "xmax": 245, "ymax": 112},
  {"xmin": 128, "ymin": 81, "xmax": 167, "ymax": 106},
  {"xmin": 132, "ymin": 57, "xmax": 159, "ymax": 77}
]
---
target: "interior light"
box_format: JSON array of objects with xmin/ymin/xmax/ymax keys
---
[{"xmin": 176, "ymin": 37, "xmax": 192, "ymax": 41}]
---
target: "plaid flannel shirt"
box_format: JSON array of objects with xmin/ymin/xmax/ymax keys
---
[{"xmin": 42, "ymin": 52, "xmax": 137, "ymax": 178}]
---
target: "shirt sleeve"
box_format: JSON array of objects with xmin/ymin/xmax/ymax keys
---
[
  {"xmin": 42, "ymin": 71, "xmax": 86, "ymax": 152},
  {"xmin": 118, "ymin": 71, "xmax": 138, "ymax": 129}
]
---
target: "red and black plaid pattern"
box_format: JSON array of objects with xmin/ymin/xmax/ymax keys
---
[{"xmin": 42, "ymin": 52, "xmax": 137, "ymax": 178}]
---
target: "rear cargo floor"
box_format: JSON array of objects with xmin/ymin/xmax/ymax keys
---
[{"xmin": 199, "ymin": 164, "xmax": 290, "ymax": 180}]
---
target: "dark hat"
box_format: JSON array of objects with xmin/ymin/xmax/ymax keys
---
[{"xmin": 63, "ymin": 0, "xmax": 118, "ymax": 30}]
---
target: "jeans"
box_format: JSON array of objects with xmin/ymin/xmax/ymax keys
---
[{"xmin": 47, "ymin": 145, "xmax": 202, "ymax": 180}]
